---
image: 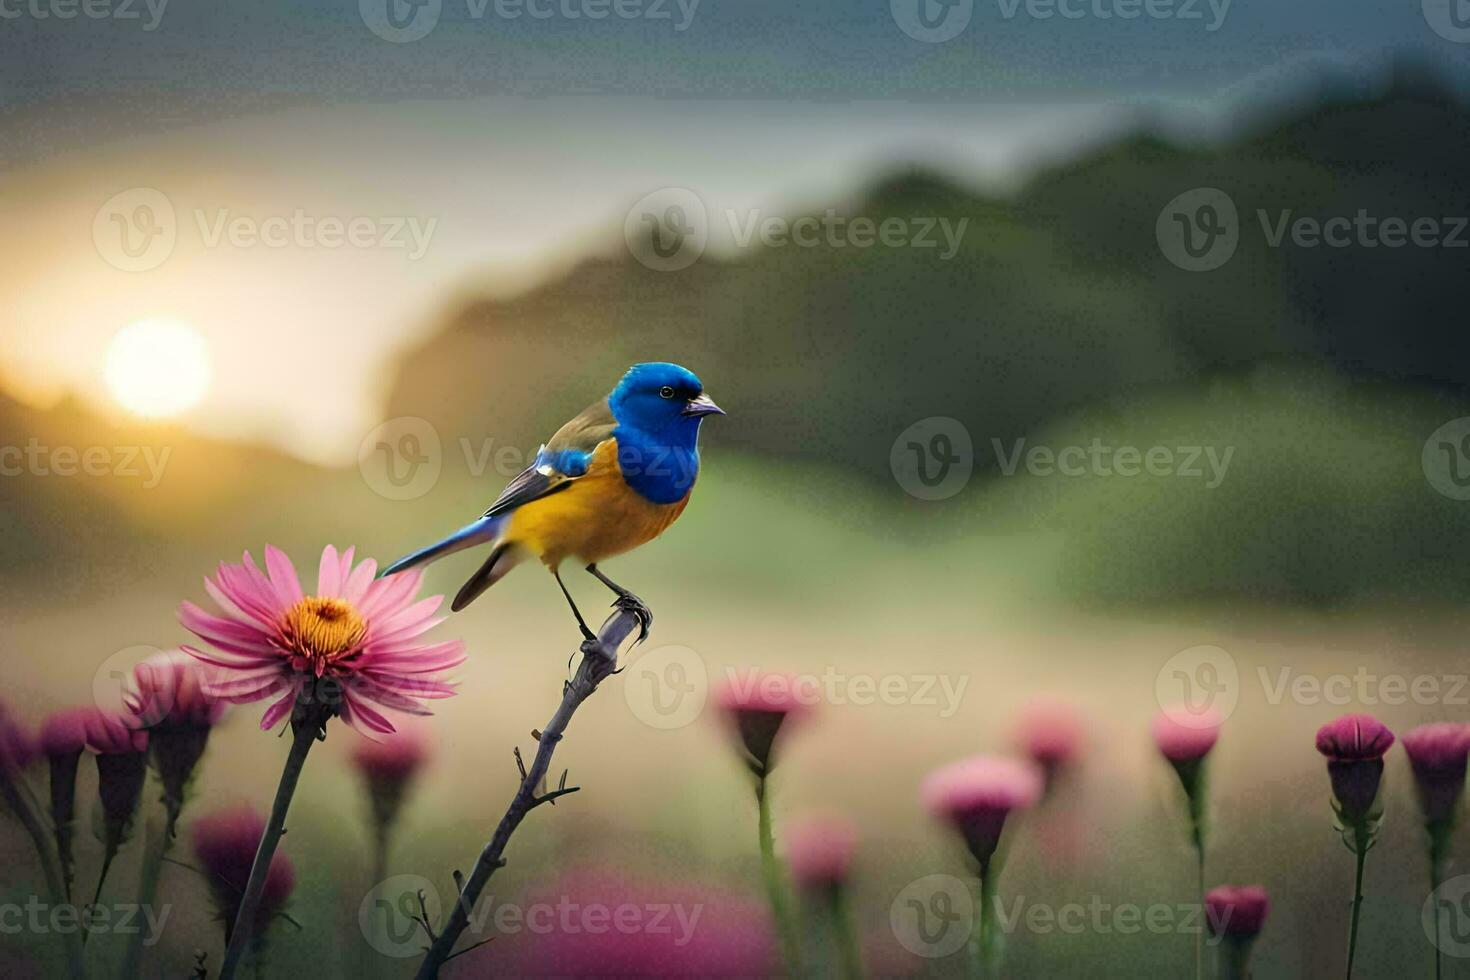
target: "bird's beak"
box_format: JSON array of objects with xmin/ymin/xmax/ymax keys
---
[{"xmin": 683, "ymin": 392, "xmax": 725, "ymax": 417}]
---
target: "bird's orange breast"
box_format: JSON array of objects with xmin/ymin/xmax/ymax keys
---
[{"xmin": 503, "ymin": 439, "xmax": 691, "ymax": 567}]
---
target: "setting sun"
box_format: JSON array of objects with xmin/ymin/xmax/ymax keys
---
[{"xmin": 103, "ymin": 318, "xmax": 212, "ymax": 419}]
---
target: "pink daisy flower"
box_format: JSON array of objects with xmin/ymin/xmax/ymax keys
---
[{"xmin": 180, "ymin": 545, "xmax": 464, "ymax": 735}]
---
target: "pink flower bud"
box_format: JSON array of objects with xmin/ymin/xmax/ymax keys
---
[
  {"xmin": 80, "ymin": 708, "xmax": 148, "ymax": 756},
  {"xmin": 1151, "ymin": 706, "xmax": 1221, "ymax": 763},
  {"xmin": 349, "ymin": 726, "xmax": 430, "ymax": 784},
  {"xmin": 1205, "ymin": 885, "xmax": 1269, "ymax": 938},
  {"xmin": 713, "ymin": 672, "xmax": 814, "ymax": 775},
  {"xmin": 783, "ymin": 815, "xmax": 857, "ymax": 891},
  {"xmin": 125, "ymin": 651, "xmax": 225, "ymax": 731},
  {"xmin": 1013, "ymin": 700, "xmax": 1084, "ymax": 792},
  {"xmin": 1316, "ymin": 714, "xmax": 1395, "ymax": 761},
  {"xmin": 1400, "ymin": 722, "xmax": 1470, "ymax": 824},
  {"xmin": 921, "ymin": 756, "xmax": 1043, "ymax": 865},
  {"xmin": 39, "ymin": 708, "xmax": 90, "ymax": 758},
  {"xmin": 192, "ymin": 805, "xmax": 296, "ymax": 938}
]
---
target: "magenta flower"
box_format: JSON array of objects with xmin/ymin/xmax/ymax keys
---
[
  {"xmin": 78, "ymin": 708, "xmax": 149, "ymax": 904},
  {"xmin": 1205, "ymin": 884, "xmax": 1269, "ymax": 938},
  {"xmin": 922, "ymin": 756, "xmax": 1043, "ymax": 866},
  {"xmin": 1315, "ymin": 713, "xmax": 1394, "ymax": 823},
  {"xmin": 1315, "ymin": 714, "xmax": 1394, "ymax": 978},
  {"xmin": 38, "ymin": 708, "xmax": 91, "ymax": 896},
  {"xmin": 1316, "ymin": 713, "xmax": 1396, "ymax": 761},
  {"xmin": 713, "ymin": 671, "xmax": 813, "ymax": 775},
  {"xmin": 1400, "ymin": 722, "xmax": 1470, "ymax": 823},
  {"xmin": 349, "ymin": 726, "xmax": 431, "ymax": 879},
  {"xmin": 0, "ymin": 702, "xmax": 36, "ymax": 773},
  {"xmin": 181, "ymin": 545, "xmax": 464, "ymax": 734},
  {"xmin": 192, "ymin": 806, "xmax": 296, "ymax": 944},
  {"xmin": 126, "ymin": 651, "xmax": 226, "ymax": 835},
  {"xmin": 784, "ymin": 815, "xmax": 858, "ymax": 891},
  {"xmin": 1206, "ymin": 885, "xmax": 1268, "ymax": 980},
  {"xmin": 126, "ymin": 650, "xmax": 225, "ymax": 730},
  {"xmin": 1152, "ymin": 706, "xmax": 1221, "ymax": 763},
  {"xmin": 1014, "ymin": 700, "xmax": 1084, "ymax": 792}
]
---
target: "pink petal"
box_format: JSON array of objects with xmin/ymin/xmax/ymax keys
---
[
  {"xmin": 361, "ymin": 671, "xmax": 457, "ymax": 699},
  {"xmin": 181, "ymin": 644, "xmax": 278, "ymax": 670},
  {"xmin": 358, "ymin": 569, "xmax": 423, "ymax": 619},
  {"xmin": 317, "ymin": 545, "xmax": 343, "ymax": 597},
  {"xmin": 264, "ymin": 545, "xmax": 304, "ymax": 608},
  {"xmin": 353, "ymin": 679, "xmax": 434, "ymax": 715},
  {"xmin": 341, "ymin": 694, "xmax": 397, "ymax": 734},
  {"xmin": 342, "ymin": 558, "xmax": 378, "ymax": 606},
  {"xmin": 361, "ymin": 641, "xmax": 467, "ymax": 673},
  {"xmin": 211, "ymin": 565, "xmax": 280, "ymax": 626},
  {"xmin": 258, "ymin": 690, "xmax": 298, "ymax": 731}
]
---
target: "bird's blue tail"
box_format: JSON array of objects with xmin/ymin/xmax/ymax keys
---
[{"xmin": 379, "ymin": 516, "xmax": 504, "ymax": 579}]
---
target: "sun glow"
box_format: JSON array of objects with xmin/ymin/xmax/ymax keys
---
[{"xmin": 103, "ymin": 319, "xmax": 212, "ymax": 419}]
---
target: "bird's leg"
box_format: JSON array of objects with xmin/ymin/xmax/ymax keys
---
[
  {"xmin": 585, "ymin": 563, "xmax": 652, "ymax": 642},
  {"xmin": 552, "ymin": 567, "xmax": 598, "ymax": 644}
]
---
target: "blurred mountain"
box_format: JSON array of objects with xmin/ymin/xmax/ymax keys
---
[{"xmin": 384, "ymin": 68, "xmax": 1470, "ymax": 487}]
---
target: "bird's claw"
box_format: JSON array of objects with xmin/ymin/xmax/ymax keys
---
[{"xmin": 612, "ymin": 593, "xmax": 653, "ymax": 643}]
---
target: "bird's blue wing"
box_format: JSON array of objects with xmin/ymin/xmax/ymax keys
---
[{"xmin": 480, "ymin": 399, "xmax": 615, "ymax": 518}]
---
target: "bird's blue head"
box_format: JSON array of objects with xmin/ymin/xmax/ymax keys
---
[{"xmin": 608, "ymin": 362, "xmax": 724, "ymax": 435}]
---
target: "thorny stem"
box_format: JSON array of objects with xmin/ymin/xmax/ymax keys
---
[
  {"xmin": 219, "ymin": 705, "xmax": 327, "ymax": 980},
  {"xmin": 412, "ymin": 609, "xmax": 638, "ymax": 979},
  {"xmin": 757, "ymin": 775, "xmax": 802, "ymax": 976}
]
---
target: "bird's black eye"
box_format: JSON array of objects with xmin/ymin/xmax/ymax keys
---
[{"xmin": 659, "ymin": 386, "xmax": 675, "ymax": 399}]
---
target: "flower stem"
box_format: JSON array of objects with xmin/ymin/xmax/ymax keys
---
[
  {"xmin": 1194, "ymin": 836, "xmax": 1205, "ymax": 980},
  {"xmin": 120, "ymin": 809, "xmax": 169, "ymax": 980},
  {"xmin": 1345, "ymin": 837, "xmax": 1366, "ymax": 980},
  {"xmin": 219, "ymin": 712, "xmax": 321, "ymax": 980},
  {"xmin": 966, "ymin": 861, "xmax": 1000, "ymax": 978},
  {"xmin": 827, "ymin": 885, "xmax": 863, "ymax": 980},
  {"xmin": 757, "ymin": 775, "xmax": 803, "ymax": 976},
  {"xmin": 1429, "ymin": 831, "xmax": 1447, "ymax": 980}
]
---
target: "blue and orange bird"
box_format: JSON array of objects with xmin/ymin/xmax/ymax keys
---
[{"xmin": 379, "ymin": 362, "xmax": 723, "ymax": 641}]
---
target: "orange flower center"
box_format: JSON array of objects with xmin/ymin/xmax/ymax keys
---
[{"xmin": 281, "ymin": 596, "xmax": 367, "ymax": 666}]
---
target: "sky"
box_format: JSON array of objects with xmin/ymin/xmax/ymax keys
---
[{"xmin": 1, "ymin": 0, "xmax": 1464, "ymax": 462}]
